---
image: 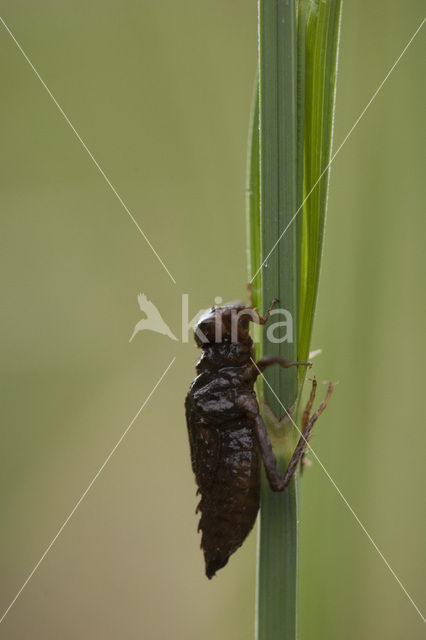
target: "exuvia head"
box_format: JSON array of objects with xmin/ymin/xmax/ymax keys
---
[{"xmin": 193, "ymin": 303, "xmax": 261, "ymax": 347}]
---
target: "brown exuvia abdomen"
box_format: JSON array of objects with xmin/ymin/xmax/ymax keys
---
[{"xmin": 198, "ymin": 424, "xmax": 260, "ymax": 578}]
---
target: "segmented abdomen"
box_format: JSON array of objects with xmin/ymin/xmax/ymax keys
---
[{"xmin": 198, "ymin": 424, "xmax": 260, "ymax": 579}]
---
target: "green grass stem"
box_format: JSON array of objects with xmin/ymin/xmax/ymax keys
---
[{"xmin": 246, "ymin": 1, "xmax": 342, "ymax": 638}]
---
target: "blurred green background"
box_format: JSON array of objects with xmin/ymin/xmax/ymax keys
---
[{"xmin": 0, "ymin": 2, "xmax": 425, "ymax": 638}]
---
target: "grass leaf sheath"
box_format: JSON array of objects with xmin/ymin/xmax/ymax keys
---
[{"xmin": 247, "ymin": 1, "xmax": 342, "ymax": 638}]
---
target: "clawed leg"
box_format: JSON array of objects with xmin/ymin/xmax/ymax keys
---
[
  {"xmin": 255, "ymin": 355, "xmax": 312, "ymax": 375},
  {"xmin": 244, "ymin": 355, "xmax": 311, "ymax": 382},
  {"xmin": 253, "ymin": 380, "xmax": 333, "ymax": 491},
  {"xmin": 300, "ymin": 378, "xmax": 317, "ymax": 473},
  {"xmin": 256, "ymin": 298, "xmax": 279, "ymax": 324},
  {"xmin": 246, "ymin": 300, "xmax": 309, "ymax": 370},
  {"xmin": 253, "ymin": 414, "xmax": 289, "ymax": 491},
  {"xmin": 301, "ymin": 378, "xmax": 317, "ymax": 431},
  {"xmin": 282, "ymin": 382, "xmax": 333, "ymax": 487}
]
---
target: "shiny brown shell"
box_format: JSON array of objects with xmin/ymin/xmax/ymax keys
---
[
  {"xmin": 185, "ymin": 302, "xmax": 332, "ymax": 578},
  {"xmin": 185, "ymin": 304, "xmax": 260, "ymax": 578}
]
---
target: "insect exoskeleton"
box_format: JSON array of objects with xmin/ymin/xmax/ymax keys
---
[{"xmin": 185, "ymin": 300, "xmax": 332, "ymax": 578}]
